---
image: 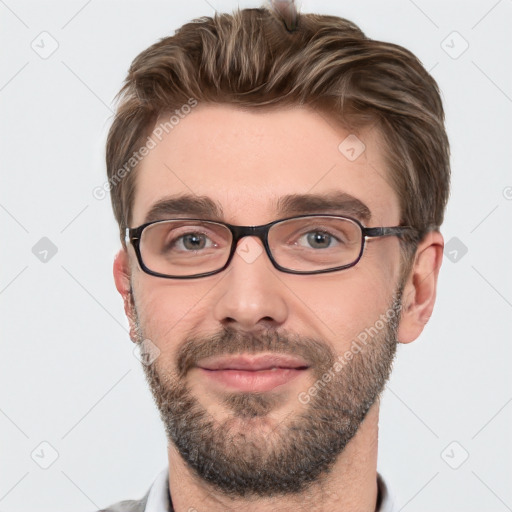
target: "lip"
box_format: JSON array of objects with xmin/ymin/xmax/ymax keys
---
[
  {"xmin": 196, "ymin": 354, "xmax": 310, "ymax": 392},
  {"xmin": 197, "ymin": 354, "xmax": 310, "ymax": 371},
  {"xmin": 198, "ymin": 368, "xmax": 308, "ymax": 392}
]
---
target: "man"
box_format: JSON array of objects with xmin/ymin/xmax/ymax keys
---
[{"xmin": 102, "ymin": 2, "xmax": 449, "ymax": 511}]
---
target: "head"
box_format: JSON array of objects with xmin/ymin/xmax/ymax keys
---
[{"xmin": 108, "ymin": 4, "xmax": 449, "ymax": 499}]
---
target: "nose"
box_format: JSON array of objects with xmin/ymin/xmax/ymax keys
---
[{"xmin": 212, "ymin": 237, "xmax": 289, "ymax": 331}]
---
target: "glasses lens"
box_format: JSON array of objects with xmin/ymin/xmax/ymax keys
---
[
  {"xmin": 140, "ymin": 220, "xmax": 232, "ymax": 276},
  {"xmin": 269, "ymin": 216, "xmax": 363, "ymax": 272}
]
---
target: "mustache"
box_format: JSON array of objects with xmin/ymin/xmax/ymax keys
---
[{"xmin": 175, "ymin": 328, "xmax": 335, "ymax": 379}]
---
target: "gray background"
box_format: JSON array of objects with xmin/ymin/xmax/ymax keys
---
[{"xmin": 1, "ymin": 0, "xmax": 511, "ymax": 510}]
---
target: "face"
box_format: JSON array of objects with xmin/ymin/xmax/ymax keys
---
[{"xmin": 124, "ymin": 104, "xmax": 405, "ymax": 497}]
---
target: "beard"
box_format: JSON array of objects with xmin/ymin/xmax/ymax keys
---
[{"xmin": 133, "ymin": 288, "xmax": 402, "ymax": 499}]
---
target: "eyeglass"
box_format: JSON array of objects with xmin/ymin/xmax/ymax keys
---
[{"xmin": 125, "ymin": 215, "xmax": 417, "ymax": 279}]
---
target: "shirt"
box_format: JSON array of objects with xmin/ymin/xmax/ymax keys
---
[{"xmin": 99, "ymin": 466, "xmax": 398, "ymax": 512}]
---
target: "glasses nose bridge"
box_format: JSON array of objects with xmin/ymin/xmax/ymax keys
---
[{"xmin": 230, "ymin": 224, "xmax": 270, "ymax": 247}]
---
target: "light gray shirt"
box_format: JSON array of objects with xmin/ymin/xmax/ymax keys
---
[{"xmin": 99, "ymin": 467, "xmax": 398, "ymax": 511}]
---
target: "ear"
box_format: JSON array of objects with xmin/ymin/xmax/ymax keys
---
[
  {"xmin": 113, "ymin": 248, "xmax": 138, "ymax": 343},
  {"xmin": 397, "ymin": 231, "xmax": 444, "ymax": 344}
]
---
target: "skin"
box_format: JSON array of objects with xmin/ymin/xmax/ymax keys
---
[{"xmin": 113, "ymin": 104, "xmax": 444, "ymax": 511}]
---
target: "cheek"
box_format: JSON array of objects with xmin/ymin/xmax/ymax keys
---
[
  {"xmin": 132, "ymin": 277, "xmax": 219, "ymax": 351},
  {"xmin": 288, "ymin": 268, "xmax": 396, "ymax": 349}
]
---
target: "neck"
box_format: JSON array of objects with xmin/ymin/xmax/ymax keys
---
[{"xmin": 167, "ymin": 400, "xmax": 381, "ymax": 512}]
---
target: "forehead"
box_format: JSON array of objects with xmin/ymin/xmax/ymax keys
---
[{"xmin": 131, "ymin": 104, "xmax": 400, "ymax": 226}]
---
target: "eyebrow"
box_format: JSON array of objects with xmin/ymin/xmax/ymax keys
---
[
  {"xmin": 143, "ymin": 195, "xmax": 223, "ymax": 224},
  {"xmin": 142, "ymin": 191, "xmax": 371, "ymax": 225},
  {"xmin": 276, "ymin": 192, "xmax": 371, "ymax": 223}
]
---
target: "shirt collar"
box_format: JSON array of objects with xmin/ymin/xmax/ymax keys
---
[{"xmin": 144, "ymin": 467, "xmax": 173, "ymax": 512}]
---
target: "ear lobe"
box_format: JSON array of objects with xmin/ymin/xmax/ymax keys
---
[
  {"xmin": 397, "ymin": 231, "xmax": 444, "ymax": 344},
  {"xmin": 113, "ymin": 249, "xmax": 138, "ymax": 343}
]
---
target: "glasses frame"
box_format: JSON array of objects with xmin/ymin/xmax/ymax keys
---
[{"xmin": 125, "ymin": 214, "xmax": 418, "ymax": 279}]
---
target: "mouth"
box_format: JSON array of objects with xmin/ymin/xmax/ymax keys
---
[
  {"xmin": 196, "ymin": 354, "xmax": 310, "ymax": 392},
  {"xmin": 198, "ymin": 354, "xmax": 310, "ymax": 372}
]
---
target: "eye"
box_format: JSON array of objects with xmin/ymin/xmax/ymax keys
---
[
  {"xmin": 297, "ymin": 230, "xmax": 340, "ymax": 249},
  {"xmin": 164, "ymin": 230, "xmax": 218, "ymax": 253},
  {"xmin": 176, "ymin": 232, "xmax": 213, "ymax": 251}
]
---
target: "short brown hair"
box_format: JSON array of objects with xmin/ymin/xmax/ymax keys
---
[{"xmin": 106, "ymin": 6, "xmax": 450, "ymax": 252}]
